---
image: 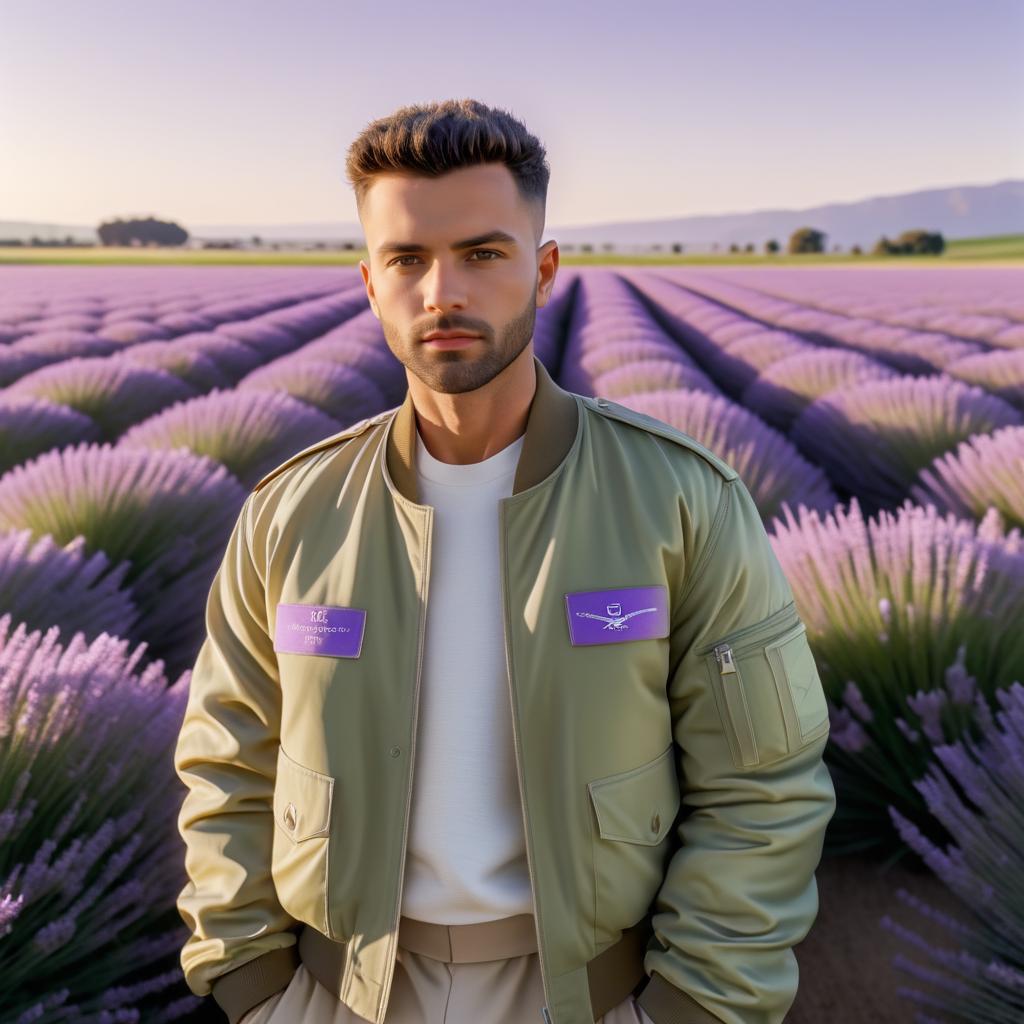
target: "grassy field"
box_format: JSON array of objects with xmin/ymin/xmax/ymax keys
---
[{"xmin": 0, "ymin": 233, "xmax": 1021, "ymax": 267}]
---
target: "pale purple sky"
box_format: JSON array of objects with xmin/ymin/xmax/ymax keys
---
[{"xmin": 2, "ymin": 0, "xmax": 1021, "ymax": 229}]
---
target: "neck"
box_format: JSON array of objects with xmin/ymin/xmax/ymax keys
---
[{"xmin": 408, "ymin": 344, "xmax": 536, "ymax": 465}]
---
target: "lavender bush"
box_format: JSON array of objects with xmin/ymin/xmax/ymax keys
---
[
  {"xmin": 0, "ymin": 612, "xmax": 201, "ymax": 1022},
  {"xmin": 878, "ymin": 667, "xmax": 1024, "ymax": 1023},
  {"xmin": 6, "ymin": 358, "xmax": 199, "ymax": 442},
  {"xmin": 768, "ymin": 497, "xmax": 1024, "ymax": 858},
  {"xmin": 911, "ymin": 424, "xmax": 1024, "ymax": 531},
  {"xmin": 0, "ymin": 396, "xmax": 101, "ymax": 475},
  {"xmin": 0, "ymin": 444, "xmax": 247, "ymax": 679},
  {"xmin": 0, "ymin": 528, "xmax": 139, "ymax": 644},
  {"xmin": 116, "ymin": 388, "xmax": 343, "ymax": 490},
  {"xmin": 790, "ymin": 375, "xmax": 1023, "ymax": 515},
  {"xmin": 617, "ymin": 387, "xmax": 837, "ymax": 521}
]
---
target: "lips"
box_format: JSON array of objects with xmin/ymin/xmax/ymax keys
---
[{"xmin": 422, "ymin": 333, "xmax": 481, "ymax": 342}]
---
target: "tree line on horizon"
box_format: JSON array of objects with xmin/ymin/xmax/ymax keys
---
[{"xmin": 2, "ymin": 217, "xmax": 947, "ymax": 257}]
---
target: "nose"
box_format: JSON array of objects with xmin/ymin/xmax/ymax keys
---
[{"xmin": 422, "ymin": 260, "xmax": 468, "ymax": 315}]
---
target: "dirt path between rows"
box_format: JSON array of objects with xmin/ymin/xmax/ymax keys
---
[{"xmin": 789, "ymin": 851, "xmax": 970, "ymax": 1022}]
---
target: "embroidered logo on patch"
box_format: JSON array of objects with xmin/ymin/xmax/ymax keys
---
[
  {"xmin": 564, "ymin": 585, "xmax": 669, "ymax": 646},
  {"xmin": 274, "ymin": 603, "xmax": 366, "ymax": 658}
]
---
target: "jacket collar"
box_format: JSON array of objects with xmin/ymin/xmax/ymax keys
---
[{"xmin": 385, "ymin": 353, "xmax": 579, "ymax": 504}]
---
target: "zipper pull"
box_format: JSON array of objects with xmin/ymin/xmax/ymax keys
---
[{"xmin": 713, "ymin": 643, "xmax": 736, "ymax": 675}]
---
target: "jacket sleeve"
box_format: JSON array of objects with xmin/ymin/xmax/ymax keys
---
[
  {"xmin": 173, "ymin": 491, "xmax": 301, "ymax": 1020},
  {"xmin": 635, "ymin": 475, "xmax": 837, "ymax": 1024}
]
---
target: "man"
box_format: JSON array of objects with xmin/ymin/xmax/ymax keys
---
[{"xmin": 174, "ymin": 98, "xmax": 836, "ymax": 1024}]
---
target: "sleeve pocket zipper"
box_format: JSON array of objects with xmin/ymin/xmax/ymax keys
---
[{"xmin": 696, "ymin": 606, "xmax": 820, "ymax": 770}]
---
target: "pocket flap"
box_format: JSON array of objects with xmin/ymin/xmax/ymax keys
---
[
  {"xmin": 765, "ymin": 623, "xmax": 831, "ymax": 741},
  {"xmin": 273, "ymin": 745, "xmax": 334, "ymax": 841},
  {"xmin": 587, "ymin": 744, "xmax": 680, "ymax": 845}
]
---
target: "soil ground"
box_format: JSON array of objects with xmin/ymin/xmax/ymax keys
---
[{"xmin": 789, "ymin": 851, "xmax": 969, "ymax": 1023}]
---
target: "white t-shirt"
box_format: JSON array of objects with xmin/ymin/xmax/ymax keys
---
[{"xmin": 400, "ymin": 423, "xmax": 535, "ymax": 924}]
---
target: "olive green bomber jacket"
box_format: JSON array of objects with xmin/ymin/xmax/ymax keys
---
[{"xmin": 173, "ymin": 354, "xmax": 837, "ymax": 1024}]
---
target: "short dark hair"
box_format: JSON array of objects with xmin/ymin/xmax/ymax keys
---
[{"xmin": 345, "ymin": 98, "xmax": 550, "ymax": 232}]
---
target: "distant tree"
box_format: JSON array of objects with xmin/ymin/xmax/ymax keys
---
[
  {"xmin": 851, "ymin": 244, "xmax": 863, "ymax": 255},
  {"xmin": 765, "ymin": 238, "xmax": 780, "ymax": 254},
  {"xmin": 788, "ymin": 227, "xmax": 826, "ymax": 253},
  {"xmin": 871, "ymin": 230, "xmax": 945, "ymax": 256},
  {"xmin": 30, "ymin": 235, "xmax": 41, "ymax": 246},
  {"xmin": 711, "ymin": 242, "xmax": 719, "ymax": 252},
  {"xmin": 894, "ymin": 229, "xmax": 945, "ymax": 254},
  {"xmin": 251, "ymin": 234, "xmax": 262, "ymax": 247},
  {"xmin": 601, "ymin": 242, "xmax": 614, "ymax": 252},
  {"xmin": 97, "ymin": 216, "xmax": 188, "ymax": 247},
  {"xmin": 744, "ymin": 242, "xmax": 754, "ymax": 252},
  {"xmin": 728, "ymin": 243, "xmax": 739, "ymax": 253},
  {"xmin": 581, "ymin": 243, "xmax": 593, "ymax": 253},
  {"xmin": 671, "ymin": 242, "xmax": 684, "ymax": 253},
  {"xmin": 833, "ymin": 243, "xmax": 842, "ymax": 252}
]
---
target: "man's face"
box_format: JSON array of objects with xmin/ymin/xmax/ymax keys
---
[{"xmin": 358, "ymin": 162, "xmax": 558, "ymax": 395}]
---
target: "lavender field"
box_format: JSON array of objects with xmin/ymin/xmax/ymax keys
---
[{"xmin": 1, "ymin": 264, "xmax": 1022, "ymax": 1023}]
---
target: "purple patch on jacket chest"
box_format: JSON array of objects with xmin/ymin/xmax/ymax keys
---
[
  {"xmin": 274, "ymin": 603, "xmax": 366, "ymax": 658},
  {"xmin": 564, "ymin": 585, "xmax": 670, "ymax": 646}
]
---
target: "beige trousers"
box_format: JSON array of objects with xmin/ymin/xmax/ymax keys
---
[{"xmin": 238, "ymin": 947, "xmax": 655, "ymax": 1024}]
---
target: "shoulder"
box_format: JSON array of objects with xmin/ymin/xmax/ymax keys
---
[
  {"xmin": 250, "ymin": 405, "xmax": 397, "ymax": 495},
  {"xmin": 579, "ymin": 394, "xmax": 738, "ymax": 483}
]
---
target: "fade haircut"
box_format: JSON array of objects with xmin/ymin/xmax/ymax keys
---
[{"xmin": 345, "ymin": 98, "xmax": 550, "ymax": 241}]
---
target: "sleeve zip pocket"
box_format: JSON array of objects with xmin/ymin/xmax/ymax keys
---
[{"xmin": 697, "ymin": 607, "xmax": 829, "ymax": 770}]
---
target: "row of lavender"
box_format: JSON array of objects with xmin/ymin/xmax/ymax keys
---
[{"xmin": 0, "ymin": 264, "xmax": 1021, "ymax": 1020}]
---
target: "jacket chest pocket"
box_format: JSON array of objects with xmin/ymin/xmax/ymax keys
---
[
  {"xmin": 697, "ymin": 605, "xmax": 831, "ymax": 771},
  {"xmin": 271, "ymin": 745, "xmax": 334, "ymax": 935},
  {"xmin": 587, "ymin": 744, "xmax": 681, "ymax": 935}
]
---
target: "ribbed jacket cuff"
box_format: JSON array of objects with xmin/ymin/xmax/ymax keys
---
[
  {"xmin": 211, "ymin": 946, "xmax": 300, "ymax": 1024},
  {"xmin": 635, "ymin": 970, "xmax": 726, "ymax": 1024}
]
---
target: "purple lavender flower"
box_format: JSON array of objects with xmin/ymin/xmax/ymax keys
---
[
  {"xmin": 0, "ymin": 443, "xmax": 247, "ymax": 678},
  {"xmin": 912, "ymin": 424, "xmax": 1024, "ymax": 531},
  {"xmin": 617, "ymin": 387, "xmax": 838, "ymax": 521},
  {"xmin": 791, "ymin": 375, "xmax": 1023, "ymax": 515},
  {"xmin": 0, "ymin": 528, "xmax": 138, "ymax": 647},
  {"xmin": 0, "ymin": 396, "xmax": 102, "ymax": 475},
  {"xmin": 0, "ymin": 612, "xmax": 202, "ymax": 1020},
  {"xmin": 117, "ymin": 386, "xmax": 344, "ymax": 487},
  {"xmin": 238, "ymin": 358, "xmax": 388, "ymax": 424},
  {"xmin": 768, "ymin": 496, "xmax": 1024, "ymax": 857},
  {"xmin": 881, "ymin": 677, "xmax": 1024, "ymax": 1022},
  {"xmin": 5, "ymin": 357, "xmax": 198, "ymax": 442}
]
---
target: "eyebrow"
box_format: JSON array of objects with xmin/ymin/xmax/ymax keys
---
[{"xmin": 376, "ymin": 229, "xmax": 518, "ymax": 256}]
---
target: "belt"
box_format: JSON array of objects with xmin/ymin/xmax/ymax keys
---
[{"xmin": 298, "ymin": 912, "xmax": 653, "ymax": 1021}]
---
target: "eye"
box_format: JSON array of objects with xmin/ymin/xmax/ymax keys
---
[{"xmin": 387, "ymin": 249, "xmax": 503, "ymax": 268}]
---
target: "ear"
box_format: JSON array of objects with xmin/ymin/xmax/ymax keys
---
[
  {"xmin": 359, "ymin": 260, "xmax": 380, "ymax": 319},
  {"xmin": 536, "ymin": 239, "xmax": 559, "ymax": 307}
]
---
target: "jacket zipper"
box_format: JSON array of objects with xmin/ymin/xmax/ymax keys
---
[
  {"xmin": 498, "ymin": 500, "xmax": 553, "ymax": 1023},
  {"xmin": 709, "ymin": 616, "xmax": 805, "ymax": 768},
  {"xmin": 377, "ymin": 507, "xmax": 433, "ymax": 1023},
  {"xmin": 711, "ymin": 641, "xmax": 757, "ymax": 766},
  {"xmin": 694, "ymin": 600, "xmax": 797, "ymax": 659}
]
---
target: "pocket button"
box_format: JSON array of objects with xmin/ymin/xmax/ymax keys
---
[{"xmin": 283, "ymin": 802, "xmax": 297, "ymax": 831}]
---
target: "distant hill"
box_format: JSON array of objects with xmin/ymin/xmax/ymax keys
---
[{"xmin": 4, "ymin": 179, "xmax": 1021, "ymax": 251}]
